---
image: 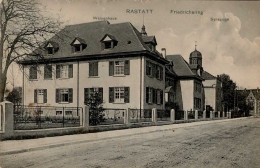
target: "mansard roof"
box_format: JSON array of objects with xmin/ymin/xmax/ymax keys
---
[
  {"xmin": 166, "ymin": 54, "xmax": 203, "ymax": 80},
  {"xmin": 20, "ymin": 21, "xmax": 167, "ymax": 64}
]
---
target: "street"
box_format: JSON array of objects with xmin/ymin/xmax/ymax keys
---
[{"xmin": 0, "ymin": 118, "xmax": 259, "ymax": 168}]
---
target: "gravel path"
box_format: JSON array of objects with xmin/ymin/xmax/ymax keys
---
[{"xmin": 0, "ymin": 117, "xmax": 259, "ymax": 168}]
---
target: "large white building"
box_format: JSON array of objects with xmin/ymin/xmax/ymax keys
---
[{"xmin": 20, "ymin": 21, "xmax": 168, "ymax": 111}]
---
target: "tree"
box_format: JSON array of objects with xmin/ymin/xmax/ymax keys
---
[
  {"xmin": 0, "ymin": 0, "xmax": 61, "ymax": 102},
  {"xmin": 217, "ymin": 74, "xmax": 237, "ymax": 112},
  {"xmin": 6, "ymin": 86, "xmax": 21, "ymax": 105},
  {"xmin": 85, "ymin": 92, "xmax": 105, "ymax": 126}
]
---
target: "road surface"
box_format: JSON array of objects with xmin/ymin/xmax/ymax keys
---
[{"xmin": 0, "ymin": 117, "xmax": 259, "ymax": 168}]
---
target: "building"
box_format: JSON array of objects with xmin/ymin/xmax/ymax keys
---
[
  {"xmin": 19, "ymin": 21, "xmax": 168, "ymax": 112},
  {"xmin": 165, "ymin": 53, "xmax": 205, "ymax": 112},
  {"xmin": 239, "ymin": 88, "xmax": 260, "ymax": 116}
]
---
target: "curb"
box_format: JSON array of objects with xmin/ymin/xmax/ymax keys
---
[{"xmin": 0, "ymin": 117, "xmax": 250, "ymax": 156}]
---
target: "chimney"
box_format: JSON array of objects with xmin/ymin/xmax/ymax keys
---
[
  {"xmin": 257, "ymin": 87, "xmax": 259, "ymax": 92},
  {"xmin": 161, "ymin": 48, "xmax": 166, "ymax": 58}
]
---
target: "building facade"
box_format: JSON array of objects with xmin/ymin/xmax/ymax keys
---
[{"xmin": 20, "ymin": 21, "xmax": 168, "ymax": 111}]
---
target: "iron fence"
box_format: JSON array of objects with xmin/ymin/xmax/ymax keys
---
[
  {"xmin": 157, "ymin": 109, "xmax": 170, "ymax": 121},
  {"xmin": 13, "ymin": 105, "xmax": 83, "ymax": 130},
  {"xmin": 198, "ymin": 111, "xmax": 203, "ymax": 119},
  {"xmin": 129, "ymin": 109, "xmax": 152, "ymax": 123},
  {"xmin": 175, "ymin": 110, "xmax": 184, "ymax": 120},
  {"xmin": 187, "ymin": 110, "xmax": 195, "ymax": 119},
  {"xmin": 90, "ymin": 108, "xmax": 126, "ymax": 126}
]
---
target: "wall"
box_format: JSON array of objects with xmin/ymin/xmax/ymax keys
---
[{"xmin": 180, "ymin": 80, "xmax": 194, "ymax": 111}]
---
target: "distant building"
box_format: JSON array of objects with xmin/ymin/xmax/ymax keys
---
[
  {"xmin": 165, "ymin": 54, "xmax": 205, "ymax": 112},
  {"xmin": 241, "ymin": 88, "xmax": 260, "ymax": 116}
]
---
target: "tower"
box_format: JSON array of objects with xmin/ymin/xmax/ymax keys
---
[{"xmin": 189, "ymin": 41, "xmax": 202, "ymax": 67}]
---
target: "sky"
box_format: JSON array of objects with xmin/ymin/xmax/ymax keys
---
[{"xmin": 7, "ymin": 0, "xmax": 260, "ymax": 90}]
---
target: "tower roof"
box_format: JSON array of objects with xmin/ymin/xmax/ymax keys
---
[{"xmin": 190, "ymin": 49, "xmax": 202, "ymax": 58}]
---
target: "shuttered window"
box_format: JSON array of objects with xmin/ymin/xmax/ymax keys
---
[
  {"xmin": 44, "ymin": 64, "xmax": 52, "ymax": 79},
  {"xmin": 109, "ymin": 87, "xmax": 130, "ymax": 103},
  {"xmin": 89, "ymin": 62, "xmax": 98, "ymax": 77},
  {"xmin": 109, "ymin": 60, "xmax": 130, "ymax": 76},
  {"xmin": 56, "ymin": 88, "xmax": 73, "ymax": 103},
  {"xmin": 34, "ymin": 89, "xmax": 47, "ymax": 103},
  {"xmin": 29, "ymin": 66, "xmax": 37, "ymax": 80},
  {"xmin": 146, "ymin": 87, "xmax": 163, "ymax": 105},
  {"xmin": 56, "ymin": 64, "xmax": 73, "ymax": 79},
  {"xmin": 84, "ymin": 87, "xmax": 103, "ymax": 104}
]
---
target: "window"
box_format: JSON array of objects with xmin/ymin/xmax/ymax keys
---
[
  {"xmin": 109, "ymin": 60, "xmax": 130, "ymax": 76},
  {"xmin": 44, "ymin": 64, "xmax": 52, "ymax": 79},
  {"xmin": 47, "ymin": 47, "xmax": 54, "ymax": 55},
  {"xmin": 56, "ymin": 88, "xmax": 73, "ymax": 103},
  {"xmin": 104, "ymin": 41, "xmax": 112, "ymax": 49},
  {"xmin": 65, "ymin": 111, "xmax": 72, "ymax": 115},
  {"xmin": 114, "ymin": 61, "xmax": 124, "ymax": 75},
  {"xmin": 56, "ymin": 111, "xmax": 62, "ymax": 115},
  {"xmin": 29, "ymin": 66, "xmax": 37, "ymax": 80},
  {"xmin": 109, "ymin": 87, "xmax": 130, "ymax": 103},
  {"xmin": 146, "ymin": 87, "xmax": 163, "ymax": 105},
  {"xmin": 84, "ymin": 87, "xmax": 103, "ymax": 104},
  {"xmin": 100, "ymin": 34, "xmax": 118, "ymax": 50},
  {"xmin": 146, "ymin": 61, "xmax": 152, "ymax": 76},
  {"xmin": 195, "ymin": 82, "xmax": 201, "ymax": 93},
  {"xmin": 56, "ymin": 64, "xmax": 73, "ymax": 79},
  {"xmin": 71, "ymin": 38, "xmax": 87, "ymax": 53},
  {"xmin": 194, "ymin": 98, "xmax": 201, "ymax": 109},
  {"xmin": 89, "ymin": 62, "xmax": 98, "ymax": 77},
  {"xmin": 34, "ymin": 89, "xmax": 47, "ymax": 103}
]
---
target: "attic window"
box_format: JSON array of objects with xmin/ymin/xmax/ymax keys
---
[
  {"xmin": 71, "ymin": 38, "xmax": 87, "ymax": 53},
  {"xmin": 45, "ymin": 42, "xmax": 59, "ymax": 55},
  {"xmin": 100, "ymin": 34, "xmax": 117, "ymax": 50}
]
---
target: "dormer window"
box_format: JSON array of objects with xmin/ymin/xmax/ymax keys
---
[
  {"xmin": 100, "ymin": 34, "xmax": 117, "ymax": 50},
  {"xmin": 71, "ymin": 37, "xmax": 87, "ymax": 53},
  {"xmin": 45, "ymin": 41, "xmax": 59, "ymax": 55}
]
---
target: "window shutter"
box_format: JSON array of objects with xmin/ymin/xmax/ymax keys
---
[
  {"xmin": 146, "ymin": 61, "xmax": 149, "ymax": 75},
  {"xmin": 69, "ymin": 64, "xmax": 73, "ymax": 78},
  {"xmin": 124, "ymin": 87, "xmax": 130, "ymax": 103},
  {"xmin": 69, "ymin": 88, "xmax": 73, "ymax": 103},
  {"xmin": 94, "ymin": 62, "xmax": 98, "ymax": 76},
  {"xmin": 44, "ymin": 65, "xmax": 47, "ymax": 79},
  {"xmin": 44, "ymin": 89, "xmax": 47, "ymax": 103},
  {"xmin": 160, "ymin": 66, "xmax": 163, "ymax": 80},
  {"xmin": 98, "ymin": 87, "xmax": 103, "ymax": 103},
  {"xmin": 56, "ymin": 89, "xmax": 60, "ymax": 103},
  {"xmin": 109, "ymin": 87, "xmax": 114, "ymax": 103},
  {"xmin": 84, "ymin": 88, "xmax": 89, "ymax": 104},
  {"xmin": 89, "ymin": 62, "xmax": 93, "ymax": 76},
  {"xmin": 160, "ymin": 90, "xmax": 163, "ymax": 104},
  {"xmin": 124, "ymin": 60, "xmax": 130, "ymax": 75},
  {"xmin": 152, "ymin": 64, "xmax": 156, "ymax": 78},
  {"xmin": 109, "ymin": 61, "xmax": 114, "ymax": 76},
  {"xmin": 146, "ymin": 87, "xmax": 149, "ymax": 103},
  {"xmin": 34, "ymin": 89, "xmax": 37, "ymax": 103},
  {"xmin": 56, "ymin": 65, "xmax": 60, "ymax": 78},
  {"xmin": 152, "ymin": 88, "xmax": 157, "ymax": 104}
]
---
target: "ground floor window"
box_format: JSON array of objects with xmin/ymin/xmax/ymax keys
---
[
  {"xmin": 84, "ymin": 87, "xmax": 103, "ymax": 104},
  {"xmin": 65, "ymin": 111, "xmax": 72, "ymax": 115},
  {"xmin": 34, "ymin": 89, "xmax": 47, "ymax": 104},
  {"xmin": 146, "ymin": 87, "xmax": 163, "ymax": 105},
  {"xmin": 194, "ymin": 98, "xmax": 201, "ymax": 109},
  {"xmin": 56, "ymin": 88, "xmax": 73, "ymax": 103}
]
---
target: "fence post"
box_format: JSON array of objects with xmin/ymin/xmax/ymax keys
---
[
  {"xmin": 195, "ymin": 110, "xmax": 198, "ymax": 120},
  {"xmin": 170, "ymin": 109, "xmax": 175, "ymax": 122},
  {"xmin": 203, "ymin": 110, "xmax": 206, "ymax": 119},
  {"xmin": 124, "ymin": 108, "xmax": 130, "ymax": 125},
  {"xmin": 83, "ymin": 106, "xmax": 89, "ymax": 128},
  {"xmin": 218, "ymin": 111, "xmax": 220, "ymax": 118},
  {"xmin": 223, "ymin": 112, "xmax": 225, "ymax": 118},
  {"xmin": 210, "ymin": 111, "xmax": 213, "ymax": 119},
  {"xmin": 0, "ymin": 102, "xmax": 14, "ymax": 138},
  {"xmin": 184, "ymin": 111, "xmax": 188, "ymax": 121},
  {"xmin": 152, "ymin": 108, "xmax": 157, "ymax": 123}
]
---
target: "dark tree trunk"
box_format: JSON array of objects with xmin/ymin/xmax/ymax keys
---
[{"xmin": 0, "ymin": 74, "xmax": 7, "ymax": 102}]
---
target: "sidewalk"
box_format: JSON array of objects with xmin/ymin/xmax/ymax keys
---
[{"xmin": 0, "ymin": 118, "xmax": 248, "ymax": 156}]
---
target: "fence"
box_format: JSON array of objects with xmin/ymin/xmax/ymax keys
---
[
  {"xmin": 89, "ymin": 108, "xmax": 126, "ymax": 126},
  {"xmin": 0, "ymin": 104, "xmax": 2, "ymax": 131},
  {"xmin": 13, "ymin": 105, "xmax": 83, "ymax": 130},
  {"xmin": 157, "ymin": 109, "xmax": 171, "ymax": 121},
  {"xmin": 175, "ymin": 110, "xmax": 184, "ymax": 120},
  {"xmin": 187, "ymin": 110, "xmax": 195, "ymax": 119},
  {"xmin": 129, "ymin": 109, "xmax": 152, "ymax": 123}
]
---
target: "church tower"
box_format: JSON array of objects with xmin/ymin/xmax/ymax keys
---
[{"xmin": 189, "ymin": 42, "xmax": 202, "ymax": 67}]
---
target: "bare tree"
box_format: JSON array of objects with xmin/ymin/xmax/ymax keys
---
[{"xmin": 0, "ymin": 0, "xmax": 61, "ymax": 102}]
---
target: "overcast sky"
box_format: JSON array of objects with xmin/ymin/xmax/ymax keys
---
[{"xmin": 8, "ymin": 0, "xmax": 260, "ymax": 90}]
